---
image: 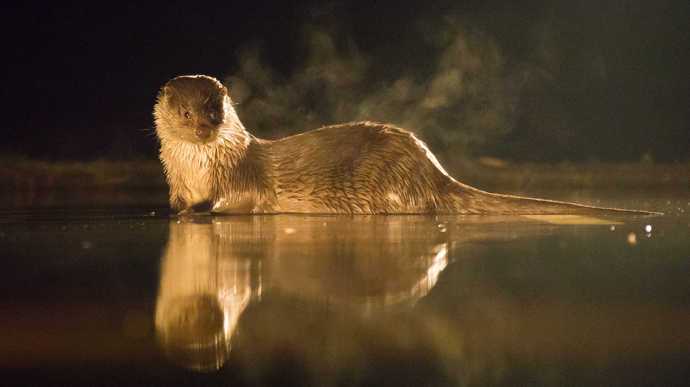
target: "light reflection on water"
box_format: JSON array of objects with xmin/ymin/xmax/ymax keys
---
[
  {"xmin": 156, "ymin": 216, "xmax": 451, "ymax": 371},
  {"xmin": 0, "ymin": 200, "xmax": 689, "ymax": 385},
  {"xmin": 151, "ymin": 212, "xmax": 690, "ymax": 385}
]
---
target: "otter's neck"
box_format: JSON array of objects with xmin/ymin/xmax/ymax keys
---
[{"xmin": 159, "ymin": 123, "xmax": 253, "ymax": 207}]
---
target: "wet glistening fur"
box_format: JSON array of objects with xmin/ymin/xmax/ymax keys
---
[{"xmin": 154, "ymin": 75, "xmax": 645, "ymax": 215}]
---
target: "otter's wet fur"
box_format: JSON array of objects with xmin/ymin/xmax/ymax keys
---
[{"xmin": 154, "ymin": 75, "xmax": 643, "ymax": 215}]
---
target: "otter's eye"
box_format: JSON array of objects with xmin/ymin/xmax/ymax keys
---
[
  {"xmin": 183, "ymin": 111, "xmax": 191, "ymax": 119},
  {"xmin": 209, "ymin": 111, "xmax": 217, "ymax": 119}
]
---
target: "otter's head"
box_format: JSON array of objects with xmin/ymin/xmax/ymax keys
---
[{"xmin": 154, "ymin": 75, "xmax": 243, "ymax": 144}]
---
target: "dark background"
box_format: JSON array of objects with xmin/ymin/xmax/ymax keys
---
[{"xmin": 1, "ymin": 0, "xmax": 688, "ymax": 163}]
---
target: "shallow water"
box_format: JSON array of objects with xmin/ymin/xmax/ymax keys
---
[{"xmin": 0, "ymin": 191, "xmax": 689, "ymax": 386}]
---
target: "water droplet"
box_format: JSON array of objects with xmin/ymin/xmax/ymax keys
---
[
  {"xmin": 627, "ymin": 233, "xmax": 637, "ymax": 244},
  {"xmin": 645, "ymin": 225, "xmax": 652, "ymax": 232}
]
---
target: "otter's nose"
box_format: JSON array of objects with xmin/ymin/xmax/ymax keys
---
[
  {"xmin": 195, "ymin": 125, "xmax": 213, "ymax": 140},
  {"xmin": 194, "ymin": 115, "xmax": 215, "ymax": 141}
]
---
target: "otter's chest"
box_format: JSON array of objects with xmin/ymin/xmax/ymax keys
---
[{"xmin": 173, "ymin": 145, "xmax": 215, "ymax": 203}]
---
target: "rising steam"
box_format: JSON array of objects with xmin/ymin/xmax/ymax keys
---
[{"xmin": 224, "ymin": 15, "xmax": 531, "ymax": 166}]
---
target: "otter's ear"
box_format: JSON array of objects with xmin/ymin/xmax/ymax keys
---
[
  {"xmin": 160, "ymin": 85, "xmax": 173, "ymax": 100},
  {"xmin": 158, "ymin": 84, "xmax": 176, "ymax": 106}
]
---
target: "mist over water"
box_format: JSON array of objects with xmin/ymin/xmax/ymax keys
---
[
  {"xmin": 225, "ymin": 16, "xmax": 525, "ymax": 166},
  {"xmin": 224, "ymin": 1, "xmax": 689, "ymax": 164}
]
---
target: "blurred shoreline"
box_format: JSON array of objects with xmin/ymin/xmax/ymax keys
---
[
  {"xmin": 458, "ymin": 157, "xmax": 690, "ymax": 190},
  {"xmin": 0, "ymin": 156, "xmax": 167, "ymax": 191},
  {"xmin": 2, "ymin": 155, "xmax": 688, "ymax": 192}
]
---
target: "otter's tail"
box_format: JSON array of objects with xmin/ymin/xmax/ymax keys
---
[{"xmin": 445, "ymin": 185, "xmax": 657, "ymax": 215}]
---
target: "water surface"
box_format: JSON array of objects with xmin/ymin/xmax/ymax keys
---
[{"xmin": 0, "ymin": 191, "xmax": 688, "ymax": 386}]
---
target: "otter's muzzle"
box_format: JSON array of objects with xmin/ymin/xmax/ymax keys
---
[{"xmin": 195, "ymin": 125, "xmax": 213, "ymax": 141}]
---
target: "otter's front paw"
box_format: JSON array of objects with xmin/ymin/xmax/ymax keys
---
[{"xmin": 178, "ymin": 200, "xmax": 213, "ymax": 215}]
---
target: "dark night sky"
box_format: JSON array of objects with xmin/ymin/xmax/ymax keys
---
[{"xmin": 1, "ymin": 0, "xmax": 688, "ymax": 162}]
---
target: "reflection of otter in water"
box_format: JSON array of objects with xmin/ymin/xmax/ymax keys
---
[
  {"xmin": 154, "ymin": 75, "xmax": 643, "ymax": 215},
  {"xmin": 155, "ymin": 215, "xmax": 449, "ymax": 371},
  {"xmin": 155, "ymin": 221, "xmax": 255, "ymax": 372}
]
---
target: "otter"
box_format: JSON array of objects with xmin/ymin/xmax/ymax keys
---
[{"xmin": 154, "ymin": 75, "xmax": 645, "ymax": 215}]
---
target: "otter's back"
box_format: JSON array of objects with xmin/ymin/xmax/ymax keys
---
[{"xmin": 268, "ymin": 122, "xmax": 456, "ymax": 214}]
